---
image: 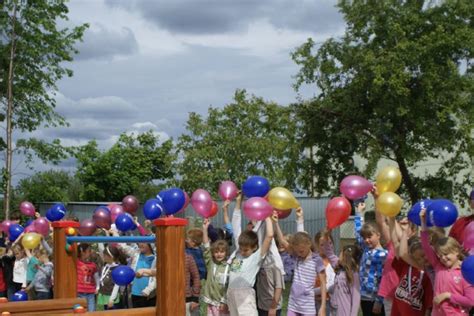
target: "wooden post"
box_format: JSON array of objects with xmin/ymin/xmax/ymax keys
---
[
  {"xmin": 52, "ymin": 221, "xmax": 80, "ymax": 299},
  {"xmin": 154, "ymin": 217, "xmax": 187, "ymax": 316}
]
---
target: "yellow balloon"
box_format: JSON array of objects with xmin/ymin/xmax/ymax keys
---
[
  {"xmin": 21, "ymin": 233, "xmax": 42, "ymax": 250},
  {"xmin": 267, "ymin": 187, "xmax": 299, "ymax": 210},
  {"xmin": 376, "ymin": 192, "xmax": 403, "ymax": 217},
  {"xmin": 376, "ymin": 166, "xmax": 402, "ymax": 193}
]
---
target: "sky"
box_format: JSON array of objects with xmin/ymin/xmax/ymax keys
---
[{"xmin": 15, "ymin": 0, "xmax": 346, "ymax": 181}]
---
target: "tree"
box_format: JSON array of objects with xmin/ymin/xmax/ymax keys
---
[
  {"xmin": 75, "ymin": 131, "xmax": 175, "ymax": 202},
  {"xmin": 176, "ymin": 89, "xmax": 302, "ymax": 195},
  {"xmin": 0, "ymin": 0, "xmax": 88, "ymax": 218},
  {"xmin": 15, "ymin": 170, "xmax": 83, "ymax": 206},
  {"xmin": 292, "ymin": 0, "xmax": 474, "ymax": 204}
]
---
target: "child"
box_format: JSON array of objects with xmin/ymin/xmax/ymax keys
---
[
  {"xmin": 10, "ymin": 245, "xmax": 28, "ymax": 298},
  {"xmin": 314, "ymin": 231, "xmax": 336, "ymax": 316},
  {"xmin": 227, "ymin": 217, "xmax": 274, "ymax": 316},
  {"xmin": 202, "ymin": 218, "xmax": 230, "ymax": 315},
  {"xmin": 26, "ymin": 250, "xmax": 53, "ymax": 300},
  {"xmin": 355, "ymin": 203, "xmax": 388, "ymax": 315},
  {"xmin": 186, "ymin": 228, "xmax": 207, "ymax": 280},
  {"xmin": 186, "ymin": 252, "xmax": 201, "ymax": 316},
  {"xmin": 97, "ymin": 246, "xmax": 126, "ymax": 310},
  {"xmin": 256, "ymin": 254, "xmax": 284, "ymax": 316},
  {"xmin": 77, "ymin": 243, "xmax": 100, "ymax": 312},
  {"xmin": 420, "ymin": 208, "xmax": 474, "ymax": 315}
]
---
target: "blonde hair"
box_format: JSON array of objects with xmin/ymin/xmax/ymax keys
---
[
  {"xmin": 290, "ymin": 232, "xmax": 313, "ymax": 252},
  {"xmin": 210, "ymin": 240, "xmax": 229, "ymax": 258},
  {"xmin": 435, "ymin": 237, "xmax": 465, "ymax": 260}
]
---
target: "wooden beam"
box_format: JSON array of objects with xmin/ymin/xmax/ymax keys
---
[{"xmin": 0, "ymin": 297, "xmax": 86, "ymax": 314}]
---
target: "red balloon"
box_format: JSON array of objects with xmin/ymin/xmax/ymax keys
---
[
  {"xmin": 208, "ymin": 201, "xmax": 218, "ymax": 218},
  {"xmin": 122, "ymin": 195, "xmax": 139, "ymax": 215},
  {"xmin": 93, "ymin": 207, "xmax": 111, "ymax": 230},
  {"xmin": 325, "ymin": 197, "xmax": 351, "ymax": 229},
  {"xmin": 276, "ymin": 209, "xmax": 292, "ymax": 219},
  {"xmin": 78, "ymin": 219, "xmax": 96, "ymax": 236},
  {"xmin": 176, "ymin": 191, "xmax": 190, "ymax": 214}
]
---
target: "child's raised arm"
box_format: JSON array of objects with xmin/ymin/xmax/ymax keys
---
[
  {"xmin": 322, "ymin": 229, "xmax": 339, "ymax": 268},
  {"xmin": 296, "ymin": 207, "xmax": 305, "ymax": 232},
  {"xmin": 260, "ymin": 217, "xmax": 274, "ymax": 257},
  {"xmin": 354, "ymin": 203, "xmax": 366, "ymax": 248},
  {"xmin": 273, "ymin": 215, "xmax": 289, "ymax": 250},
  {"xmin": 419, "ymin": 208, "xmax": 441, "ymax": 270},
  {"xmin": 202, "ymin": 218, "xmax": 210, "ymax": 246},
  {"xmin": 398, "ymin": 228, "xmax": 423, "ymax": 270},
  {"xmin": 231, "ymin": 192, "xmax": 242, "ymax": 245}
]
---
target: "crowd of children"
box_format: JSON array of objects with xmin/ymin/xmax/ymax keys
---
[{"xmin": 0, "ymin": 188, "xmax": 473, "ymax": 316}]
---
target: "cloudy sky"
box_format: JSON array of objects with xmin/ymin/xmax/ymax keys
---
[{"xmin": 16, "ymin": 0, "xmax": 346, "ymax": 180}]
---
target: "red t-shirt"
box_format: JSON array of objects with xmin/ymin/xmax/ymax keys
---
[
  {"xmin": 77, "ymin": 260, "xmax": 97, "ymax": 294},
  {"xmin": 449, "ymin": 215, "xmax": 474, "ymax": 246},
  {"xmin": 0, "ymin": 266, "xmax": 5, "ymax": 292},
  {"xmin": 391, "ymin": 259, "xmax": 433, "ymax": 316}
]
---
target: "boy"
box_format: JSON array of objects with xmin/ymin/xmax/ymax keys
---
[
  {"xmin": 185, "ymin": 228, "xmax": 207, "ymax": 280},
  {"xmin": 26, "ymin": 250, "xmax": 53, "ymax": 300},
  {"xmin": 256, "ymin": 255, "xmax": 284, "ymax": 316},
  {"xmin": 355, "ymin": 202, "xmax": 388, "ymax": 316},
  {"xmin": 227, "ymin": 217, "xmax": 274, "ymax": 316}
]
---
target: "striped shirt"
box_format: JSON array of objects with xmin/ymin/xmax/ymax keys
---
[
  {"xmin": 355, "ymin": 214, "xmax": 387, "ymax": 303},
  {"xmin": 288, "ymin": 252, "xmax": 325, "ymax": 314}
]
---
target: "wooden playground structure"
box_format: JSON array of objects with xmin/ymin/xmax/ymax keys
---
[{"xmin": 0, "ymin": 217, "xmax": 187, "ymax": 316}]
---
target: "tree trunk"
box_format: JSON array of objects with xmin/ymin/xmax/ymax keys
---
[
  {"xmin": 4, "ymin": 3, "xmax": 17, "ymax": 220},
  {"xmin": 394, "ymin": 151, "xmax": 419, "ymax": 204}
]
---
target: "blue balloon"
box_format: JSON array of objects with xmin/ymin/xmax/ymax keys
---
[
  {"xmin": 162, "ymin": 188, "xmax": 185, "ymax": 215},
  {"xmin": 9, "ymin": 224, "xmax": 24, "ymax": 242},
  {"xmin": 111, "ymin": 265, "xmax": 135, "ymax": 286},
  {"xmin": 46, "ymin": 203, "xmax": 66, "ymax": 222},
  {"xmin": 462, "ymin": 255, "xmax": 474, "ymax": 285},
  {"xmin": 407, "ymin": 199, "xmax": 433, "ymax": 227},
  {"xmin": 143, "ymin": 199, "xmax": 163, "ymax": 220},
  {"xmin": 115, "ymin": 213, "xmax": 135, "ymax": 232},
  {"xmin": 428, "ymin": 199, "xmax": 458, "ymax": 227},
  {"xmin": 12, "ymin": 290, "xmax": 28, "ymax": 301},
  {"xmin": 242, "ymin": 176, "xmax": 270, "ymax": 198},
  {"xmin": 156, "ymin": 190, "xmax": 169, "ymax": 203}
]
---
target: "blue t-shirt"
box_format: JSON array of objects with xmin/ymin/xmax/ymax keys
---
[
  {"xmin": 186, "ymin": 247, "xmax": 207, "ymax": 280},
  {"xmin": 131, "ymin": 254, "xmax": 155, "ymax": 296},
  {"xmin": 27, "ymin": 256, "xmax": 39, "ymax": 283}
]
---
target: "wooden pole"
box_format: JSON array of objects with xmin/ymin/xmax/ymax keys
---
[
  {"xmin": 153, "ymin": 217, "xmax": 187, "ymax": 316},
  {"xmin": 52, "ymin": 221, "xmax": 80, "ymax": 299}
]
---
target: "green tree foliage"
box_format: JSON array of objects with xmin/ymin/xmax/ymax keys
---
[
  {"xmin": 75, "ymin": 131, "xmax": 175, "ymax": 202},
  {"xmin": 0, "ymin": 0, "xmax": 88, "ymax": 217},
  {"xmin": 15, "ymin": 170, "xmax": 83, "ymax": 206},
  {"xmin": 177, "ymin": 89, "xmax": 302, "ymax": 196},
  {"xmin": 292, "ymin": 0, "xmax": 474, "ymax": 204}
]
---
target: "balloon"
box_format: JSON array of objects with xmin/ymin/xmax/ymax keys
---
[
  {"xmin": 242, "ymin": 176, "xmax": 270, "ymax": 198},
  {"xmin": 428, "ymin": 199, "xmax": 458, "ymax": 227},
  {"xmin": 176, "ymin": 191, "xmax": 190, "ymax": 214},
  {"xmin": 162, "ymin": 188, "xmax": 186, "ymax": 215},
  {"xmin": 115, "ymin": 213, "xmax": 134, "ymax": 232},
  {"xmin": 93, "ymin": 206, "xmax": 111, "ymax": 230},
  {"xmin": 11, "ymin": 290, "xmax": 28, "ymax": 301},
  {"xmin": 462, "ymin": 255, "xmax": 474, "ymax": 285},
  {"xmin": 218, "ymin": 181, "xmax": 238, "ymax": 201},
  {"xmin": 143, "ymin": 199, "xmax": 163, "ymax": 220},
  {"xmin": 1, "ymin": 220, "xmax": 12, "ymax": 234},
  {"xmin": 46, "ymin": 203, "xmax": 66, "ymax": 222},
  {"xmin": 156, "ymin": 190, "xmax": 169, "ymax": 203},
  {"xmin": 267, "ymin": 187, "xmax": 299, "ymax": 210},
  {"xmin": 464, "ymin": 222, "xmax": 474, "ymax": 251},
  {"xmin": 9, "ymin": 224, "xmax": 24, "ymax": 242},
  {"xmin": 191, "ymin": 189, "xmax": 213, "ymax": 218},
  {"xmin": 276, "ymin": 209, "xmax": 292, "ymax": 219},
  {"xmin": 21, "ymin": 232, "xmax": 42, "ymax": 250},
  {"xmin": 78, "ymin": 219, "xmax": 96, "ymax": 236},
  {"xmin": 111, "ymin": 265, "xmax": 135, "ymax": 286},
  {"xmin": 407, "ymin": 199, "xmax": 434, "ymax": 226},
  {"xmin": 24, "ymin": 225, "xmax": 37, "ymax": 233},
  {"xmin": 109, "ymin": 204, "xmax": 125, "ymax": 223},
  {"xmin": 325, "ymin": 197, "xmax": 351, "ymax": 229},
  {"xmin": 376, "ymin": 166, "xmax": 402, "ymax": 193},
  {"xmin": 339, "ymin": 175, "xmax": 373, "ymax": 200},
  {"xmin": 122, "ymin": 195, "xmax": 139, "ymax": 215},
  {"xmin": 208, "ymin": 201, "xmax": 218, "ymax": 218},
  {"xmin": 243, "ymin": 197, "xmax": 273, "ymax": 221},
  {"xmin": 376, "ymin": 192, "xmax": 403, "ymax": 217},
  {"xmin": 19, "ymin": 201, "xmax": 35, "ymax": 217},
  {"xmin": 33, "ymin": 217, "xmax": 50, "ymax": 237}
]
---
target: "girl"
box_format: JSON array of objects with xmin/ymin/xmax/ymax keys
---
[
  {"xmin": 314, "ymin": 231, "xmax": 336, "ymax": 316},
  {"xmin": 10, "ymin": 245, "xmax": 28, "ymax": 298},
  {"xmin": 26, "ymin": 250, "xmax": 53, "ymax": 300},
  {"xmin": 202, "ymin": 218, "xmax": 230, "ymax": 315},
  {"xmin": 420, "ymin": 208, "xmax": 474, "ymax": 315},
  {"xmin": 275, "ymin": 220, "xmax": 327, "ymax": 316},
  {"xmin": 97, "ymin": 246, "xmax": 127, "ymax": 310},
  {"xmin": 77, "ymin": 243, "xmax": 100, "ymax": 312}
]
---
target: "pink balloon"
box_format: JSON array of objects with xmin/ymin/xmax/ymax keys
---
[
  {"xmin": 339, "ymin": 175, "xmax": 373, "ymax": 200},
  {"xmin": 218, "ymin": 181, "xmax": 238, "ymax": 201},
  {"xmin": 122, "ymin": 195, "xmax": 139, "ymax": 215},
  {"xmin": 176, "ymin": 191, "xmax": 190, "ymax": 214},
  {"xmin": 19, "ymin": 201, "xmax": 36, "ymax": 217},
  {"xmin": 24, "ymin": 225, "xmax": 36, "ymax": 233},
  {"xmin": 78, "ymin": 219, "xmax": 96, "ymax": 236},
  {"xmin": 191, "ymin": 189, "xmax": 213, "ymax": 217},
  {"xmin": 93, "ymin": 208, "xmax": 111, "ymax": 230},
  {"xmin": 1, "ymin": 220, "xmax": 12, "ymax": 235},
  {"xmin": 109, "ymin": 204, "xmax": 125, "ymax": 223},
  {"xmin": 33, "ymin": 218, "xmax": 50, "ymax": 237},
  {"xmin": 243, "ymin": 197, "xmax": 273, "ymax": 221},
  {"xmin": 464, "ymin": 222, "xmax": 474, "ymax": 251}
]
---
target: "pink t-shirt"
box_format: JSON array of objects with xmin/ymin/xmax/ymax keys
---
[
  {"xmin": 421, "ymin": 231, "xmax": 474, "ymax": 316},
  {"xmin": 377, "ymin": 242, "xmax": 399, "ymax": 299},
  {"xmin": 77, "ymin": 260, "xmax": 97, "ymax": 294}
]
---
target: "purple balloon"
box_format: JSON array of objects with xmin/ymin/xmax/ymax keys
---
[
  {"xmin": 78, "ymin": 219, "xmax": 96, "ymax": 236},
  {"xmin": 33, "ymin": 217, "xmax": 50, "ymax": 237},
  {"xmin": 122, "ymin": 195, "xmax": 139, "ymax": 215},
  {"xmin": 191, "ymin": 189, "xmax": 213, "ymax": 218},
  {"xmin": 243, "ymin": 197, "xmax": 273, "ymax": 221},
  {"xmin": 339, "ymin": 175, "xmax": 373, "ymax": 200},
  {"xmin": 109, "ymin": 204, "xmax": 125, "ymax": 222},
  {"xmin": 218, "ymin": 181, "xmax": 238, "ymax": 201},
  {"xmin": 1, "ymin": 220, "xmax": 12, "ymax": 234},
  {"xmin": 93, "ymin": 207, "xmax": 111, "ymax": 230},
  {"xmin": 19, "ymin": 201, "xmax": 36, "ymax": 217},
  {"xmin": 24, "ymin": 225, "xmax": 37, "ymax": 233}
]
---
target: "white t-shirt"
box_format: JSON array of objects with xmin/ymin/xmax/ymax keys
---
[
  {"xmin": 13, "ymin": 257, "xmax": 28, "ymax": 287},
  {"xmin": 228, "ymin": 249, "xmax": 264, "ymax": 289}
]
